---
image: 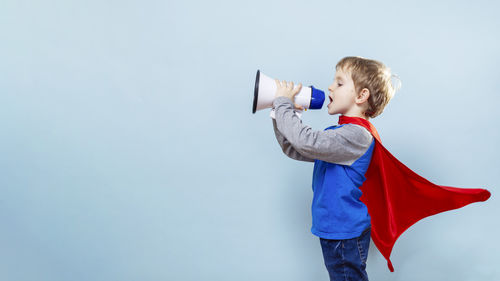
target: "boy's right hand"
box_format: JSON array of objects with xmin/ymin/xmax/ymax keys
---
[{"xmin": 275, "ymin": 80, "xmax": 305, "ymax": 111}]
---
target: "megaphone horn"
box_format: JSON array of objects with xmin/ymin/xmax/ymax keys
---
[{"xmin": 252, "ymin": 69, "xmax": 325, "ymax": 114}]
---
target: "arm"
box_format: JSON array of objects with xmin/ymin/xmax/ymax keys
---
[
  {"xmin": 272, "ymin": 117, "xmax": 315, "ymax": 162},
  {"xmin": 273, "ymin": 96, "xmax": 373, "ymax": 166}
]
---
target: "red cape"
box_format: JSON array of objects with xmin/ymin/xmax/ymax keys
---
[{"xmin": 338, "ymin": 115, "xmax": 491, "ymax": 272}]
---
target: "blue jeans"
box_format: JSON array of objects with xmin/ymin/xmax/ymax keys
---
[{"xmin": 319, "ymin": 226, "xmax": 371, "ymax": 281}]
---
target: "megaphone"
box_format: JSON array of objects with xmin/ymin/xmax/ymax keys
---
[{"xmin": 252, "ymin": 69, "xmax": 325, "ymax": 118}]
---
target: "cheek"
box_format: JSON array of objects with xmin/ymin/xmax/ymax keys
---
[
  {"xmin": 335, "ymin": 93, "xmax": 351, "ymax": 108},
  {"xmin": 335, "ymin": 93, "xmax": 346, "ymax": 104}
]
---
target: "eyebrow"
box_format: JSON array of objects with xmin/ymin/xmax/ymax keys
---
[{"xmin": 335, "ymin": 76, "xmax": 344, "ymax": 81}]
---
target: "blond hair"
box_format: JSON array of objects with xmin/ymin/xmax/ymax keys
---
[{"xmin": 336, "ymin": 56, "xmax": 401, "ymax": 119}]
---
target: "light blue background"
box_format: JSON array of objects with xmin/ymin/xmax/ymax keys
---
[{"xmin": 1, "ymin": 0, "xmax": 499, "ymax": 280}]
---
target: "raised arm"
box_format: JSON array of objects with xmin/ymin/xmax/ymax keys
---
[
  {"xmin": 272, "ymin": 117, "xmax": 315, "ymax": 162},
  {"xmin": 273, "ymin": 96, "xmax": 373, "ymax": 166}
]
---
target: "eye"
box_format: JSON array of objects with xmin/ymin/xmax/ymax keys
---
[{"xmin": 337, "ymin": 83, "xmax": 342, "ymax": 87}]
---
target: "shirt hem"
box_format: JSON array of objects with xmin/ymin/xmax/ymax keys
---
[{"xmin": 311, "ymin": 225, "xmax": 371, "ymax": 240}]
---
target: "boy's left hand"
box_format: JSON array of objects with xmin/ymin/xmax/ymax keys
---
[{"xmin": 275, "ymin": 79, "xmax": 304, "ymax": 110}]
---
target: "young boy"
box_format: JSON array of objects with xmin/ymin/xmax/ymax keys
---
[{"xmin": 271, "ymin": 56, "xmax": 397, "ymax": 281}]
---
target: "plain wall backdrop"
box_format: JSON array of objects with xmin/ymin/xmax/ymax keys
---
[{"xmin": 1, "ymin": 0, "xmax": 499, "ymax": 280}]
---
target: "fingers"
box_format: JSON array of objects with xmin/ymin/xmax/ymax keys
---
[
  {"xmin": 282, "ymin": 80, "xmax": 288, "ymax": 89},
  {"xmin": 294, "ymin": 83, "xmax": 302, "ymax": 94},
  {"xmin": 275, "ymin": 79, "xmax": 291, "ymax": 88},
  {"xmin": 274, "ymin": 79, "xmax": 302, "ymax": 94},
  {"xmin": 289, "ymin": 81, "xmax": 302, "ymax": 93},
  {"xmin": 275, "ymin": 79, "xmax": 285, "ymax": 87},
  {"xmin": 275, "ymin": 79, "xmax": 280, "ymax": 87}
]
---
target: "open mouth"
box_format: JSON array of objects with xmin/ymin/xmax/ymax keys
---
[{"xmin": 329, "ymin": 96, "xmax": 333, "ymax": 104}]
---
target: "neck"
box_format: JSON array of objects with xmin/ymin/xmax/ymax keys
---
[
  {"xmin": 341, "ymin": 113, "xmax": 369, "ymax": 120},
  {"xmin": 342, "ymin": 105, "xmax": 370, "ymax": 120}
]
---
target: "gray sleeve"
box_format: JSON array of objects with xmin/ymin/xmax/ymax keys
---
[
  {"xmin": 272, "ymin": 118, "xmax": 315, "ymax": 162},
  {"xmin": 272, "ymin": 96, "xmax": 373, "ymax": 166}
]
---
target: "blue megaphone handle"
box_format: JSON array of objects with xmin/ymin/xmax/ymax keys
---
[{"xmin": 309, "ymin": 85, "xmax": 325, "ymax": 109}]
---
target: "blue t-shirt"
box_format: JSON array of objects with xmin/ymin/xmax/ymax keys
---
[{"xmin": 310, "ymin": 124, "xmax": 375, "ymax": 239}]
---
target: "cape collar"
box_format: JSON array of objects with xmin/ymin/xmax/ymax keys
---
[{"xmin": 338, "ymin": 114, "xmax": 382, "ymax": 143}]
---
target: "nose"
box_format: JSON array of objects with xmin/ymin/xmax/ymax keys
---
[{"xmin": 328, "ymin": 84, "xmax": 334, "ymax": 92}]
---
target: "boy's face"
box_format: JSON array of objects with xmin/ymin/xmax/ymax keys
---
[{"xmin": 327, "ymin": 67, "xmax": 358, "ymax": 115}]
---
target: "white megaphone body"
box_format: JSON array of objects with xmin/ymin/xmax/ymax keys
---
[{"xmin": 252, "ymin": 69, "xmax": 325, "ymax": 118}]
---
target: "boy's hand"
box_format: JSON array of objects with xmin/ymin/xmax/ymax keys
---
[{"xmin": 274, "ymin": 79, "xmax": 304, "ymax": 110}]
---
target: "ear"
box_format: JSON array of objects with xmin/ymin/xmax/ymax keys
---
[{"xmin": 357, "ymin": 88, "xmax": 370, "ymax": 103}]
